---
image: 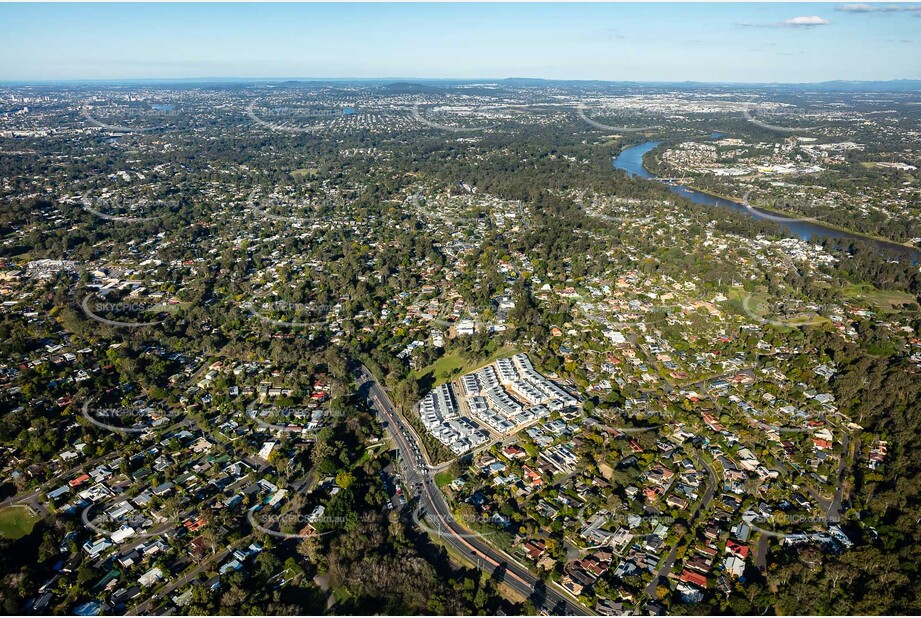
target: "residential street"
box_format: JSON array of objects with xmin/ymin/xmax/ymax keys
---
[{"xmin": 644, "ymin": 453, "xmax": 717, "ymax": 599}]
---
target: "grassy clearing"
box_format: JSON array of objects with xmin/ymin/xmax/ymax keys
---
[
  {"xmin": 414, "ymin": 344, "xmax": 518, "ymax": 387},
  {"xmin": 726, "ymin": 287, "xmax": 769, "ymax": 314},
  {"xmin": 291, "ymin": 168, "xmax": 319, "ymax": 180},
  {"xmin": 732, "ymin": 283, "xmax": 918, "ymax": 322},
  {"xmin": 725, "ymin": 287, "xmax": 834, "ymax": 328},
  {"xmin": 418, "ymin": 353, "xmax": 467, "ymax": 384},
  {"xmin": 0, "ymin": 505, "xmax": 40, "ymax": 539},
  {"xmin": 841, "ymin": 283, "xmax": 919, "ymax": 312},
  {"xmin": 434, "ymin": 471, "xmax": 454, "ymax": 488}
]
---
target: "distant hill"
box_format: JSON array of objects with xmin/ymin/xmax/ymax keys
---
[
  {"xmin": 810, "ymin": 80, "xmax": 921, "ymax": 92},
  {"xmin": 5, "ymin": 77, "xmax": 921, "ymax": 93},
  {"xmin": 378, "ymin": 82, "xmax": 443, "ymax": 95}
]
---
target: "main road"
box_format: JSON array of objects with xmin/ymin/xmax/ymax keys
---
[{"xmin": 354, "ymin": 364, "xmax": 593, "ymax": 616}]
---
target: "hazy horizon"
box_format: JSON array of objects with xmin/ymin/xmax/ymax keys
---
[
  {"xmin": 3, "ymin": 75, "xmax": 921, "ymax": 87},
  {"xmin": 1, "ymin": 3, "xmax": 920, "ymax": 83}
]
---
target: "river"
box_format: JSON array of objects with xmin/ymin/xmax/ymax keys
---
[{"xmin": 612, "ymin": 141, "xmax": 920, "ymax": 263}]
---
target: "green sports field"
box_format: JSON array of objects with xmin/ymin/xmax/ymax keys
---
[{"xmin": 0, "ymin": 505, "xmax": 41, "ymax": 540}]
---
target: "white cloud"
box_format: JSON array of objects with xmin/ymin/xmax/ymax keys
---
[
  {"xmin": 838, "ymin": 4, "xmax": 893, "ymax": 12},
  {"xmin": 780, "ymin": 16, "xmax": 832, "ymax": 27},
  {"xmin": 737, "ymin": 15, "xmax": 832, "ymax": 29},
  {"xmin": 836, "ymin": 4, "xmax": 921, "ymax": 14}
]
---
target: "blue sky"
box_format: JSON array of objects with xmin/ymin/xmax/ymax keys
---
[{"xmin": 0, "ymin": 3, "xmax": 919, "ymax": 83}]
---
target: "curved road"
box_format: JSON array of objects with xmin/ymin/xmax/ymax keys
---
[
  {"xmin": 355, "ymin": 365, "xmax": 593, "ymax": 616},
  {"xmin": 643, "ymin": 452, "xmax": 717, "ymax": 598}
]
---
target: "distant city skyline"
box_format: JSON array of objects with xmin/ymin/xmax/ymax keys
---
[{"xmin": 1, "ymin": 2, "xmax": 919, "ymax": 83}]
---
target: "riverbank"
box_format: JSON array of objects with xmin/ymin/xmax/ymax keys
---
[
  {"xmin": 618, "ymin": 142, "xmax": 920, "ymax": 261},
  {"xmin": 685, "ymin": 183, "xmax": 919, "ymax": 251}
]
